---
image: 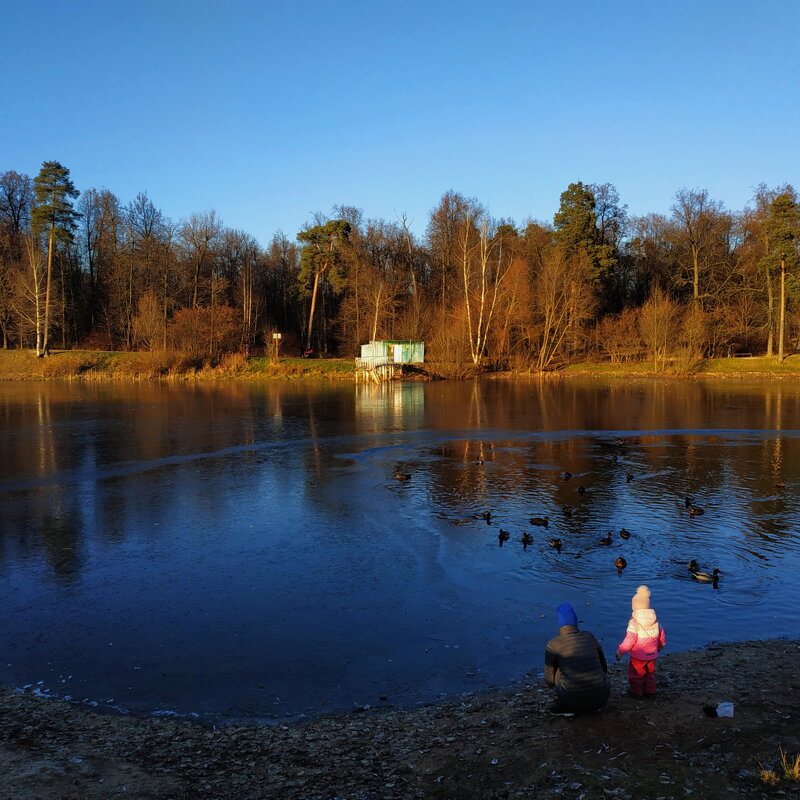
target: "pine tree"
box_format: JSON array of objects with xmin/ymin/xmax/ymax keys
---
[
  {"xmin": 553, "ymin": 182, "xmax": 617, "ymax": 284},
  {"xmin": 297, "ymin": 220, "xmax": 350, "ymax": 352},
  {"xmin": 30, "ymin": 161, "xmax": 79, "ymax": 355}
]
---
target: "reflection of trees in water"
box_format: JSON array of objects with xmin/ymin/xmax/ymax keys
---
[
  {"xmin": 39, "ymin": 506, "xmax": 82, "ymax": 580},
  {"xmin": 3, "ymin": 380, "xmax": 800, "ymax": 581},
  {"xmin": 368, "ymin": 382, "xmax": 800, "ymax": 565}
]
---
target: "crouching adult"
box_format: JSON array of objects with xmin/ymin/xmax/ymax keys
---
[{"xmin": 544, "ymin": 602, "xmax": 610, "ymax": 713}]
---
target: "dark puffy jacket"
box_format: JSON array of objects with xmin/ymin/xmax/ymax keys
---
[{"xmin": 544, "ymin": 625, "xmax": 610, "ymax": 712}]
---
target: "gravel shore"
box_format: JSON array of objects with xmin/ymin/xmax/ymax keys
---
[{"xmin": 1, "ymin": 639, "xmax": 799, "ymax": 799}]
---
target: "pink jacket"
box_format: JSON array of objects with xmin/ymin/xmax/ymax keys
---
[{"xmin": 616, "ymin": 609, "xmax": 666, "ymax": 661}]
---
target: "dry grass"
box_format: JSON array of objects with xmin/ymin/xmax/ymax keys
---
[
  {"xmin": 105, "ymin": 350, "xmax": 203, "ymax": 379},
  {"xmin": 0, "ymin": 350, "xmax": 355, "ymax": 381},
  {"xmin": 759, "ymin": 748, "xmax": 800, "ymax": 787},
  {"xmin": 213, "ymin": 351, "xmax": 249, "ymax": 376},
  {"xmin": 780, "ymin": 748, "xmax": 800, "ymax": 781},
  {"xmin": 664, "ymin": 347, "xmax": 705, "ymax": 376},
  {"xmin": 425, "ymin": 361, "xmax": 481, "ymax": 380},
  {"xmin": 37, "ymin": 353, "xmax": 103, "ymax": 378}
]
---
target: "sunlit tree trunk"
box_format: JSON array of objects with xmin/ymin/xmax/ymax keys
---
[
  {"xmin": 371, "ymin": 284, "xmax": 381, "ymax": 341},
  {"xmin": 24, "ymin": 236, "xmax": 45, "ymax": 355},
  {"xmin": 42, "ymin": 230, "xmax": 54, "ymax": 354}
]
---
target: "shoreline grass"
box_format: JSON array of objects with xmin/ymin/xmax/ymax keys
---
[
  {"xmin": 3, "ymin": 348, "xmax": 800, "ymax": 382},
  {"xmin": 0, "ymin": 349, "xmax": 357, "ymax": 381}
]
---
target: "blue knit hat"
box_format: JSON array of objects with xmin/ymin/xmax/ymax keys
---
[{"xmin": 557, "ymin": 602, "xmax": 578, "ymax": 627}]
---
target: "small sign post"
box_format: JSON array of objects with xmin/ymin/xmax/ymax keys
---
[{"xmin": 272, "ymin": 332, "xmax": 282, "ymax": 359}]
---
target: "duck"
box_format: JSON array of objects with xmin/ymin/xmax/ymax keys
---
[
  {"xmin": 475, "ymin": 510, "xmax": 492, "ymax": 524},
  {"xmin": 394, "ymin": 472, "xmax": 411, "ymax": 481},
  {"xmin": 498, "ymin": 529, "xmax": 510, "ymax": 546},
  {"xmin": 521, "ymin": 532, "xmax": 534, "ymax": 550},
  {"xmin": 563, "ymin": 471, "xmax": 573, "ymax": 481},
  {"xmin": 619, "ymin": 528, "xmax": 631, "ymax": 540},
  {"xmin": 688, "ymin": 505, "xmax": 704, "ymax": 517},
  {"xmin": 529, "ymin": 516, "xmax": 549, "ymax": 527},
  {"xmin": 775, "ymin": 481, "xmax": 786, "ymax": 489},
  {"xmin": 577, "ymin": 485, "xmax": 587, "ymax": 495},
  {"xmin": 626, "ymin": 473, "xmax": 634, "ymax": 483},
  {"xmin": 614, "ymin": 556, "xmax": 627, "ymax": 572},
  {"xmin": 548, "ymin": 537, "xmax": 562, "ymax": 551},
  {"xmin": 561, "ymin": 505, "xmax": 573, "ymax": 518},
  {"xmin": 691, "ymin": 566, "xmax": 721, "ymax": 583},
  {"xmin": 685, "ymin": 495, "xmax": 693, "ymax": 508},
  {"xmin": 598, "ymin": 532, "xmax": 613, "ymax": 546},
  {"xmin": 476, "ymin": 457, "xmax": 484, "ymax": 466}
]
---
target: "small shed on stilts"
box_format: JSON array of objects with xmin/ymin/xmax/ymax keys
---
[{"xmin": 355, "ymin": 340, "xmax": 425, "ymax": 383}]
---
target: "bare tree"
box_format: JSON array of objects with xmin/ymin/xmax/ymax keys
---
[
  {"xmin": 132, "ymin": 290, "xmax": 163, "ymax": 350},
  {"xmin": 638, "ymin": 288, "xmax": 678, "ymax": 370},
  {"xmin": 18, "ymin": 235, "xmax": 46, "ymax": 352},
  {"xmin": 180, "ymin": 210, "xmax": 221, "ymax": 309},
  {"xmin": 671, "ymin": 188, "xmax": 728, "ymax": 303},
  {"xmin": 533, "ymin": 247, "xmax": 595, "ymax": 371},
  {"xmin": 459, "ymin": 214, "xmax": 513, "ymax": 365}
]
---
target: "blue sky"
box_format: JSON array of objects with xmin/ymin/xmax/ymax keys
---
[{"xmin": 4, "ymin": 0, "xmax": 798, "ymax": 243}]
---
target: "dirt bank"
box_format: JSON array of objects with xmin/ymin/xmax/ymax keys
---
[{"xmin": 1, "ymin": 639, "xmax": 798, "ymax": 799}]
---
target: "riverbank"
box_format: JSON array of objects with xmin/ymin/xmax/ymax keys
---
[
  {"xmin": 3, "ymin": 348, "xmax": 800, "ymax": 382},
  {"xmin": 560, "ymin": 355, "xmax": 800, "ymax": 380},
  {"xmin": 0, "ymin": 349, "xmax": 356, "ymax": 381},
  {"xmin": 1, "ymin": 639, "xmax": 798, "ymax": 799}
]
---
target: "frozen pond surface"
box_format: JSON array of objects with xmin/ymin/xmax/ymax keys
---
[{"xmin": 1, "ymin": 378, "xmax": 799, "ymax": 721}]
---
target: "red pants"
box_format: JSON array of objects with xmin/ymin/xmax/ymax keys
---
[{"xmin": 628, "ymin": 657, "xmax": 656, "ymax": 696}]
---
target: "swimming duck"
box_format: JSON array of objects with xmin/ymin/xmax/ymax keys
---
[
  {"xmin": 563, "ymin": 471, "xmax": 573, "ymax": 481},
  {"xmin": 775, "ymin": 481, "xmax": 786, "ymax": 489},
  {"xmin": 619, "ymin": 528, "xmax": 631, "ymax": 540},
  {"xmin": 598, "ymin": 532, "xmax": 613, "ymax": 546},
  {"xmin": 498, "ymin": 529, "xmax": 510, "ymax": 546},
  {"xmin": 688, "ymin": 505, "xmax": 704, "ymax": 517},
  {"xmin": 577, "ymin": 485, "xmax": 587, "ymax": 495},
  {"xmin": 529, "ymin": 516, "xmax": 549, "ymax": 527},
  {"xmin": 691, "ymin": 566, "xmax": 721, "ymax": 583},
  {"xmin": 475, "ymin": 510, "xmax": 492, "ymax": 524},
  {"xmin": 394, "ymin": 472, "xmax": 411, "ymax": 481},
  {"xmin": 548, "ymin": 537, "xmax": 562, "ymax": 551},
  {"xmin": 685, "ymin": 495, "xmax": 693, "ymax": 508},
  {"xmin": 561, "ymin": 505, "xmax": 573, "ymax": 518},
  {"xmin": 626, "ymin": 473, "xmax": 634, "ymax": 483},
  {"xmin": 521, "ymin": 532, "xmax": 534, "ymax": 550},
  {"xmin": 614, "ymin": 556, "xmax": 627, "ymax": 572}
]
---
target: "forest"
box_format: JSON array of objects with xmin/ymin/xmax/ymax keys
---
[{"xmin": 0, "ymin": 161, "xmax": 798, "ymax": 372}]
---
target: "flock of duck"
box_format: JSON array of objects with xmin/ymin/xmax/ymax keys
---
[{"xmin": 394, "ymin": 464, "xmax": 741, "ymax": 587}]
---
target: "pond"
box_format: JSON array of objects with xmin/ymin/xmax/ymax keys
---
[{"xmin": 1, "ymin": 377, "xmax": 799, "ymax": 722}]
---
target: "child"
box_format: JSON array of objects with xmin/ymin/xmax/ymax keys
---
[{"xmin": 616, "ymin": 585, "xmax": 666, "ymax": 698}]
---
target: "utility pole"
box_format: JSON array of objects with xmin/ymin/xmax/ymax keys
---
[{"xmin": 779, "ymin": 253, "xmax": 786, "ymax": 362}]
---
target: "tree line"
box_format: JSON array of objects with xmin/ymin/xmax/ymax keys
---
[{"xmin": 1, "ymin": 161, "xmax": 798, "ymax": 369}]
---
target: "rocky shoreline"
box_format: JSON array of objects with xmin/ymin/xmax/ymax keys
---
[{"xmin": 1, "ymin": 639, "xmax": 799, "ymax": 799}]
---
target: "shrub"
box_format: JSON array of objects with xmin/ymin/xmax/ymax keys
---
[
  {"xmin": 596, "ymin": 308, "xmax": 642, "ymax": 363},
  {"xmin": 215, "ymin": 351, "xmax": 249, "ymax": 376},
  {"xmin": 168, "ymin": 305, "xmax": 240, "ymax": 357},
  {"xmin": 132, "ymin": 291, "xmax": 165, "ymax": 351},
  {"xmin": 38, "ymin": 353, "xmax": 100, "ymax": 378},
  {"xmin": 78, "ymin": 329, "xmax": 114, "ymax": 351},
  {"xmin": 639, "ymin": 289, "xmax": 679, "ymax": 370}
]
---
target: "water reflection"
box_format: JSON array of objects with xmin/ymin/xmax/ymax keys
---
[{"xmin": 0, "ymin": 378, "xmax": 799, "ymax": 720}]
